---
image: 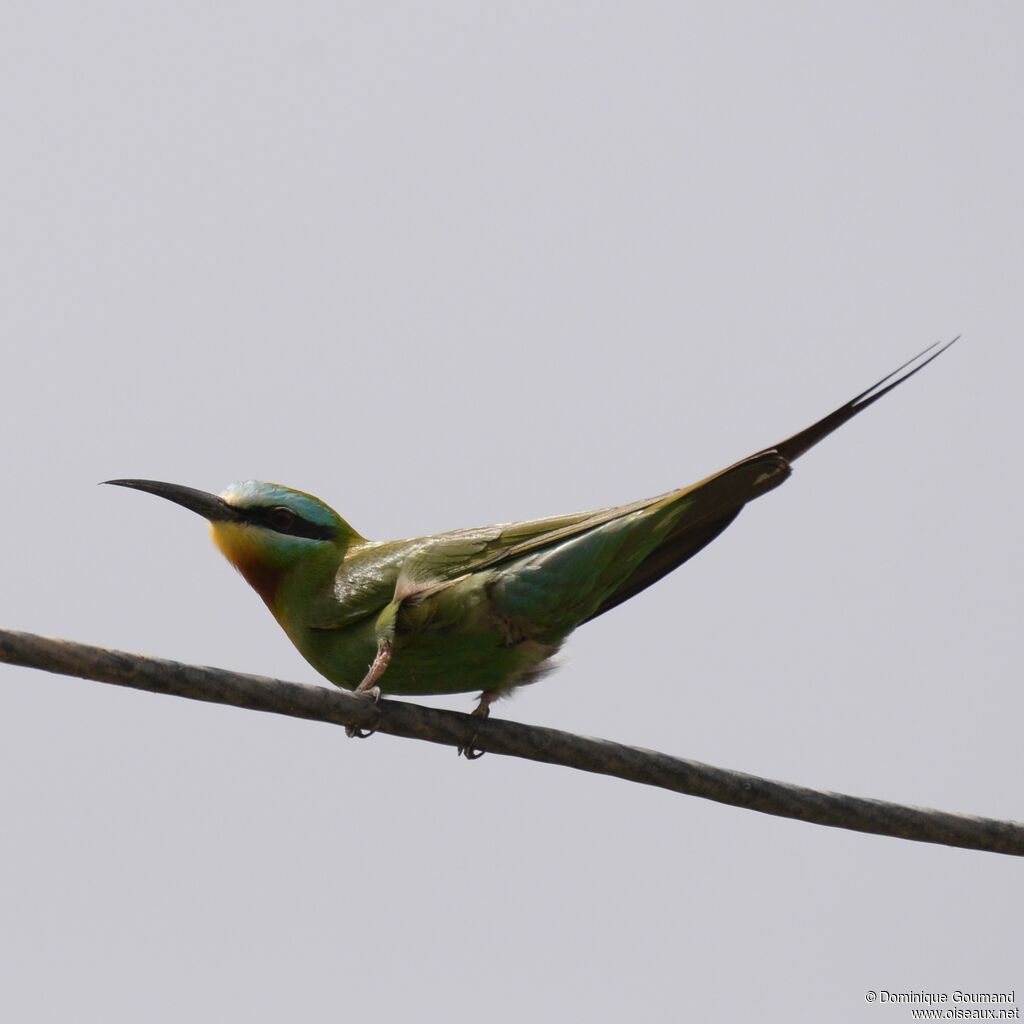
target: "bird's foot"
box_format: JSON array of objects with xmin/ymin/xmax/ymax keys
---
[
  {"xmin": 345, "ymin": 685, "xmax": 382, "ymax": 739},
  {"xmin": 457, "ymin": 693, "xmax": 494, "ymax": 759},
  {"xmin": 345, "ymin": 639, "xmax": 392, "ymax": 739}
]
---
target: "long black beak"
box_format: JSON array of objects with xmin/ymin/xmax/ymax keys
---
[{"xmin": 103, "ymin": 479, "xmax": 242, "ymax": 522}]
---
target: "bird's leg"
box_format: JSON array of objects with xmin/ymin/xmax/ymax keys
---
[
  {"xmin": 458, "ymin": 690, "xmax": 497, "ymax": 759},
  {"xmin": 345, "ymin": 638, "xmax": 392, "ymax": 739},
  {"xmin": 355, "ymin": 637, "xmax": 392, "ymax": 698}
]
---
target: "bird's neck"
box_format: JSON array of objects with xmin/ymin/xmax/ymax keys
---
[
  {"xmin": 267, "ymin": 545, "xmax": 347, "ymax": 638},
  {"xmin": 210, "ymin": 523, "xmax": 346, "ymax": 624}
]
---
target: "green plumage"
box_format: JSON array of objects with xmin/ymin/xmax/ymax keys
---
[
  {"xmin": 285, "ymin": 450, "xmax": 788, "ymax": 698},
  {"xmin": 106, "ymin": 340, "xmax": 955, "ymax": 717}
]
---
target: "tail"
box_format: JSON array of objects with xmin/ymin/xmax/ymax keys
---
[
  {"xmin": 770, "ymin": 336, "xmax": 959, "ymax": 464},
  {"xmin": 581, "ymin": 337, "xmax": 959, "ymax": 624}
]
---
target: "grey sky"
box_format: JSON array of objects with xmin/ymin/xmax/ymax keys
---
[{"xmin": 2, "ymin": 4, "xmax": 1022, "ymax": 1022}]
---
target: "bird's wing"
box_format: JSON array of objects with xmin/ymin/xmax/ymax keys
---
[
  {"xmin": 399, "ymin": 450, "xmax": 791, "ymax": 603},
  {"xmin": 302, "ymin": 519, "xmax": 610, "ymax": 631},
  {"xmin": 306, "ymin": 340, "xmax": 957, "ymax": 635},
  {"xmin": 302, "ymin": 517, "xmax": 604, "ymax": 631},
  {"xmin": 304, "ymin": 451, "xmax": 788, "ymax": 633},
  {"xmin": 579, "ymin": 506, "xmax": 744, "ymax": 624},
  {"xmin": 303, "ymin": 539, "xmax": 416, "ymax": 630},
  {"xmin": 394, "ymin": 500, "xmax": 671, "ymax": 594}
]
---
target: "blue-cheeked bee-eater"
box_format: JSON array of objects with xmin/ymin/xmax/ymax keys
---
[{"xmin": 107, "ymin": 340, "xmax": 956, "ymax": 754}]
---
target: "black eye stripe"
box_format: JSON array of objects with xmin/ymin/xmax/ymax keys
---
[{"xmin": 241, "ymin": 506, "xmax": 337, "ymax": 541}]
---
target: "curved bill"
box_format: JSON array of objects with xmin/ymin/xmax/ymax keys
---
[{"xmin": 102, "ymin": 479, "xmax": 241, "ymax": 522}]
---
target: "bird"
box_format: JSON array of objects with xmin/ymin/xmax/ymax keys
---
[{"xmin": 106, "ymin": 339, "xmax": 956, "ymax": 755}]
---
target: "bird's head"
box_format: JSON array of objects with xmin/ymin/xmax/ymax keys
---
[{"xmin": 104, "ymin": 479, "xmax": 360, "ymax": 608}]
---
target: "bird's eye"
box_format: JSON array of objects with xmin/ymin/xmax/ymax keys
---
[{"xmin": 269, "ymin": 507, "xmax": 297, "ymax": 532}]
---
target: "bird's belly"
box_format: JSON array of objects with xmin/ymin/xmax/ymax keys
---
[
  {"xmin": 387, "ymin": 632, "xmax": 559, "ymax": 696},
  {"xmin": 292, "ymin": 616, "xmax": 559, "ymax": 697}
]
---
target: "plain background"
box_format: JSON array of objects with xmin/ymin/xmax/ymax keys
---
[{"xmin": 2, "ymin": 4, "xmax": 1021, "ymax": 1022}]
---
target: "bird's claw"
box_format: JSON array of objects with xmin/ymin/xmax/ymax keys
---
[
  {"xmin": 346, "ymin": 723, "xmax": 378, "ymax": 739},
  {"xmin": 457, "ymin": 694, "xmax": 494, "ymax": 759},
  {"xmin": 457, "ymin": 732, "xmax": 485, "ymax": 760},
  {"xmin": 345, "ymin": 686, "xmax": 382, "ymax": 739}
]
